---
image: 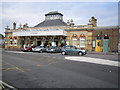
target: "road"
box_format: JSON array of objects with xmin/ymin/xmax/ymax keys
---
[{"xmin": 2, "ymin": 50, "xmax": 119, "ymax": 88}]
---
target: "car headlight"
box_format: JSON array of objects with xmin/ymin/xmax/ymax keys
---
[{"xmin": 51, "ymin": 49, "xmax": 54, "ymax": 51}]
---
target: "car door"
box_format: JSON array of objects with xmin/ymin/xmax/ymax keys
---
[
  {"xmin": 65, "ymin": 46, "xmax": 72, "ymax": 54},
  {"xmin": 70, "ymin": 46, "xmax": 77, "ymax": 55},
  {"xmin": 36, "ymin": 46, "xmax": 41, "ymax": 51},
  {"xmin": 55, "ymin": 47, "xmax": 58, "ymax": 52}
]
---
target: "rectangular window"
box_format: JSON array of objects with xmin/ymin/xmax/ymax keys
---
[
  {"xmin": 80, "ymin": 37, "xmax": 85, "ymax": 47},
  {"xmin": 10, "ymin": 41, "xmax": 12, "ymax": 46},
  {"xmin": 93, "ymin": 41, "xmax": 96, "ymax": 47},
  {"xmin": 14, "ymin": 38, "xmax": 17, "ymax": 46},
  {"xmin": 72, "ymin": 37, "xmax": 77, "ymax": 47},
  {"xmin": 10, "ymin": 38, "xmax": 12, "ymax": 41},
  {"xmin": 73, "ymin": 41, "xmax": 77, "ymax": 47},
  {"xmin": 9, "ymin": 38, "xmax": 12, "ymax": 46}
]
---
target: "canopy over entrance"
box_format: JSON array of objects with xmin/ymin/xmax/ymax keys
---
[{"xmin": 13, "ymin": 29, "xmax": 67, "ymax": 36}]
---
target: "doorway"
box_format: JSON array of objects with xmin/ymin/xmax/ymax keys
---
[
  {"xmin": 55, "ymin": 41, "xmax": 58, "ymax": 46},
  {"xmin": 44, "ymin": 41, "xmax": 48, "ymax": 47},
  {"xmin": 37, "ymin": 41, "xmax": 41, "ymax": 46}
]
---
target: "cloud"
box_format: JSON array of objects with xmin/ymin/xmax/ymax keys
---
[{"xmin": 1, "ymin": 2, "xmax": 118, "ymax": 36}]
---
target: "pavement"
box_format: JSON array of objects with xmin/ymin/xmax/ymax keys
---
[{"xmin": 87, "ymin": 51, "xmax": 118, "ymax": 55}]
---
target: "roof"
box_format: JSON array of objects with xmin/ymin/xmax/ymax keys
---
[
  {"xmin": 66, "ymin": 29, "xmax": 88, "ymax": 31},
  {"xmin": 93, "ymin": 26, "xmax": 119, "ymax": 30},
  {"xmin": 0, "ymin": 33, "xmax": 4, "ymax": 39},
  {"xmin": 45, "ymin": 11, "xmax": 63, "ymax": 16},
  {"xmin": 34, "ymin": 19, "xmax": 67, "ymax": 27}
]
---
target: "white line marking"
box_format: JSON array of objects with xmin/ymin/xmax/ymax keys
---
[
  {"xmin": 65, "ymin": 56, "xmax": 120, "ymax": 67},
  {"xmin": 5, "ymin": 51, "xmax": 27, "ymax": 54},
  {"xmin": 0, "ymin": 80, "xmax": 16, "ymax": 89}
]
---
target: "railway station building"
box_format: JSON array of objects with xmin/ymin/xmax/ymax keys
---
[{"xmin": 4, "ymin": 11, "xmax": 119, "ymax": 52}]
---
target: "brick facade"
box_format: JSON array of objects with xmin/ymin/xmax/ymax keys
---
[{"xmin": 4, "ymin": 11, "xmax": 119, "ymax": 52}]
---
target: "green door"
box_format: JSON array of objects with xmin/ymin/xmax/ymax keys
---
[{"xmin": 103, "ymin": 39, "xmax": 109, "ymax": 53}]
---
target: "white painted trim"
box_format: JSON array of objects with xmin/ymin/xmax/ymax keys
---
[{"xmin": 13, "ymin": 29, "xmax": 67, "ymax": 36}]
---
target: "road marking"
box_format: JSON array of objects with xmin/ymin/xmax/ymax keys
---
[
  {"xmin": 0, "ymin": 80, "xmax": 17, "ymax": 90},
  {"xmin": 5, "ymin": 51, "xmax": 27, "ymax": 54},
  {"xmin": 2, "ymin": 67, "xmax": 15, "ymax": 71},
  {"xmin": 65, "ymin": 56, "xmax": 120, "ymax": 67},
  {"xmin": 3, "ymin": 61, "xmax": 25, "ymax": 72},
  {"xmin": 36, "ymin": 64, "xmax": 45, "ymax": 67},
  {"xmin": 15, "ymin": 67, "xmax": 25, "ymax": 72},
  {"xmin": 48, "ymin": 61, "xmax": 58, "ymax": 65}
]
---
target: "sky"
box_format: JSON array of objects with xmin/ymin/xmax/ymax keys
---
[{"xmin": 0, "ymin": 1, "xmax": 119, "ymax": 35}]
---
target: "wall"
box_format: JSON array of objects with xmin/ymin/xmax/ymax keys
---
[{"xmin": 92, "ymin": 27, "xmax": 119, "ymax": 52}]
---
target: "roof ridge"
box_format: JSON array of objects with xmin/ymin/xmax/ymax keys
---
[{"xmin": 34, "ymin": 19, "xmax": 67, "ymax": 27}]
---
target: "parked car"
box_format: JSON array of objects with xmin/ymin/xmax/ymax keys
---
[
  {"xmin": 32, "ymin": 46, "xmax": 47, "ymax": 53},
  {"xmin": 46, "ymin": 46, "xmax": 61, "ymax": 53},
  {"xmin": 61, "ymin": 45, "xmax": 87, "ymax": 56},
  {"xmin": 22, "ymin": 46, "xmax": 34, "ymax": 52}
]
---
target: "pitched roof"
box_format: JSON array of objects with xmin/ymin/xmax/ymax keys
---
[
  {"xmin": 93, "ymin": 26, "xmax": 119, "ymax": 30},
  {"xmin": 34, "ymin": 19, "xmax": 67, "ymax": 27}
]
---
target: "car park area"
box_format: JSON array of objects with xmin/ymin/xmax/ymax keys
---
[{"xmin": 2, "ymin": 49, "xmax": 119, "ymax": 88}]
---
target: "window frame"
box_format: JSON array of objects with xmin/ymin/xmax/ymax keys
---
[{"xmin": 80, "ymin": 36, "xmax": 85, "ymax": 47}]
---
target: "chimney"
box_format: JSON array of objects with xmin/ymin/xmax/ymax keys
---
[
  {"xmin": 91, "ymin": 16, "xmax": 97, "ymax": 27},
  {"xmin": 13, "ymin": 22, "xmax": 16, "ymax": 30},
  {"xmin": 67, "ymin": 20, "xmax": 70, "ymax": 26},
  {"xmin": 70, "ymin": 19, "xmax": 74, "ymax": 26}
]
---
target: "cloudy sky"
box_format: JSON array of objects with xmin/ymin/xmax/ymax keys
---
[{"xmin": 0, "ymin": 1, "xmax": 118, "ymax": 35}]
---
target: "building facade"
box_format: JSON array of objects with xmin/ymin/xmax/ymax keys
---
[
  {"xmin": 4, "ymin": 11, "xmax": 119, "ymax": 52},
  {"xmin": 93, "ymin": 26, "xmax": 119, "ymax": 52},
  {"xmin": 0, "ymin": 33, "xmax": 4, "ymax": 48}
]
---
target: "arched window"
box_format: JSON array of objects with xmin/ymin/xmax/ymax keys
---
[
  {"xmin": 80, "ymin": 34, "xmax": 86, "ymax": 47},
  {"xmin": 72, "ymin": 37, "xmax": 78, "ymax": 40}
]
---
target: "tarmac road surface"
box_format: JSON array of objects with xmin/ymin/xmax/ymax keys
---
[{"xmin": 2, "ymin": 50, "xmax": 119, "ymax": 88}]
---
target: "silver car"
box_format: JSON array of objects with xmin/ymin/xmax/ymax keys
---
[
  {"xmin": 46, "ymin": 46, "xmax": 61, "ymax": 53},
  {"xmin": 32, "ymin": 46, "xmax": 46, "ymax": 53}
]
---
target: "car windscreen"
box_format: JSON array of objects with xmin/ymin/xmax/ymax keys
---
[
  {"xmin": 36, "ymin": 46, "xmax": 43, "ymax": 48},
  {"xmin": 26, "ymin": 46, "xmax": 31, "ymax": 48},
  {"xmin": 39, "ymin": 46, "xmax": 43, "ymax": 48},
  {"xmin": 51, "ymin": 46, "xmax": 56, "ymax": 49}
]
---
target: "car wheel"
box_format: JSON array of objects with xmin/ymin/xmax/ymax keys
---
[
  {"xmin": 28, "ymin": 50, "xmax": 30, "ymax": 52},
  {"xmin": 55, "ymin": 50, "xmax": 57, "ymax": 53},
  {"xmin": 39, "ymin": 50, "xmax": 42, "ymax": 53},
  {"xmin": 61, "ymin": 51, "xmax": 66, "ymax": 55},
  {"xmin": 78, "ymin": 52, "xmax": 83, "ymax": 56}
]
